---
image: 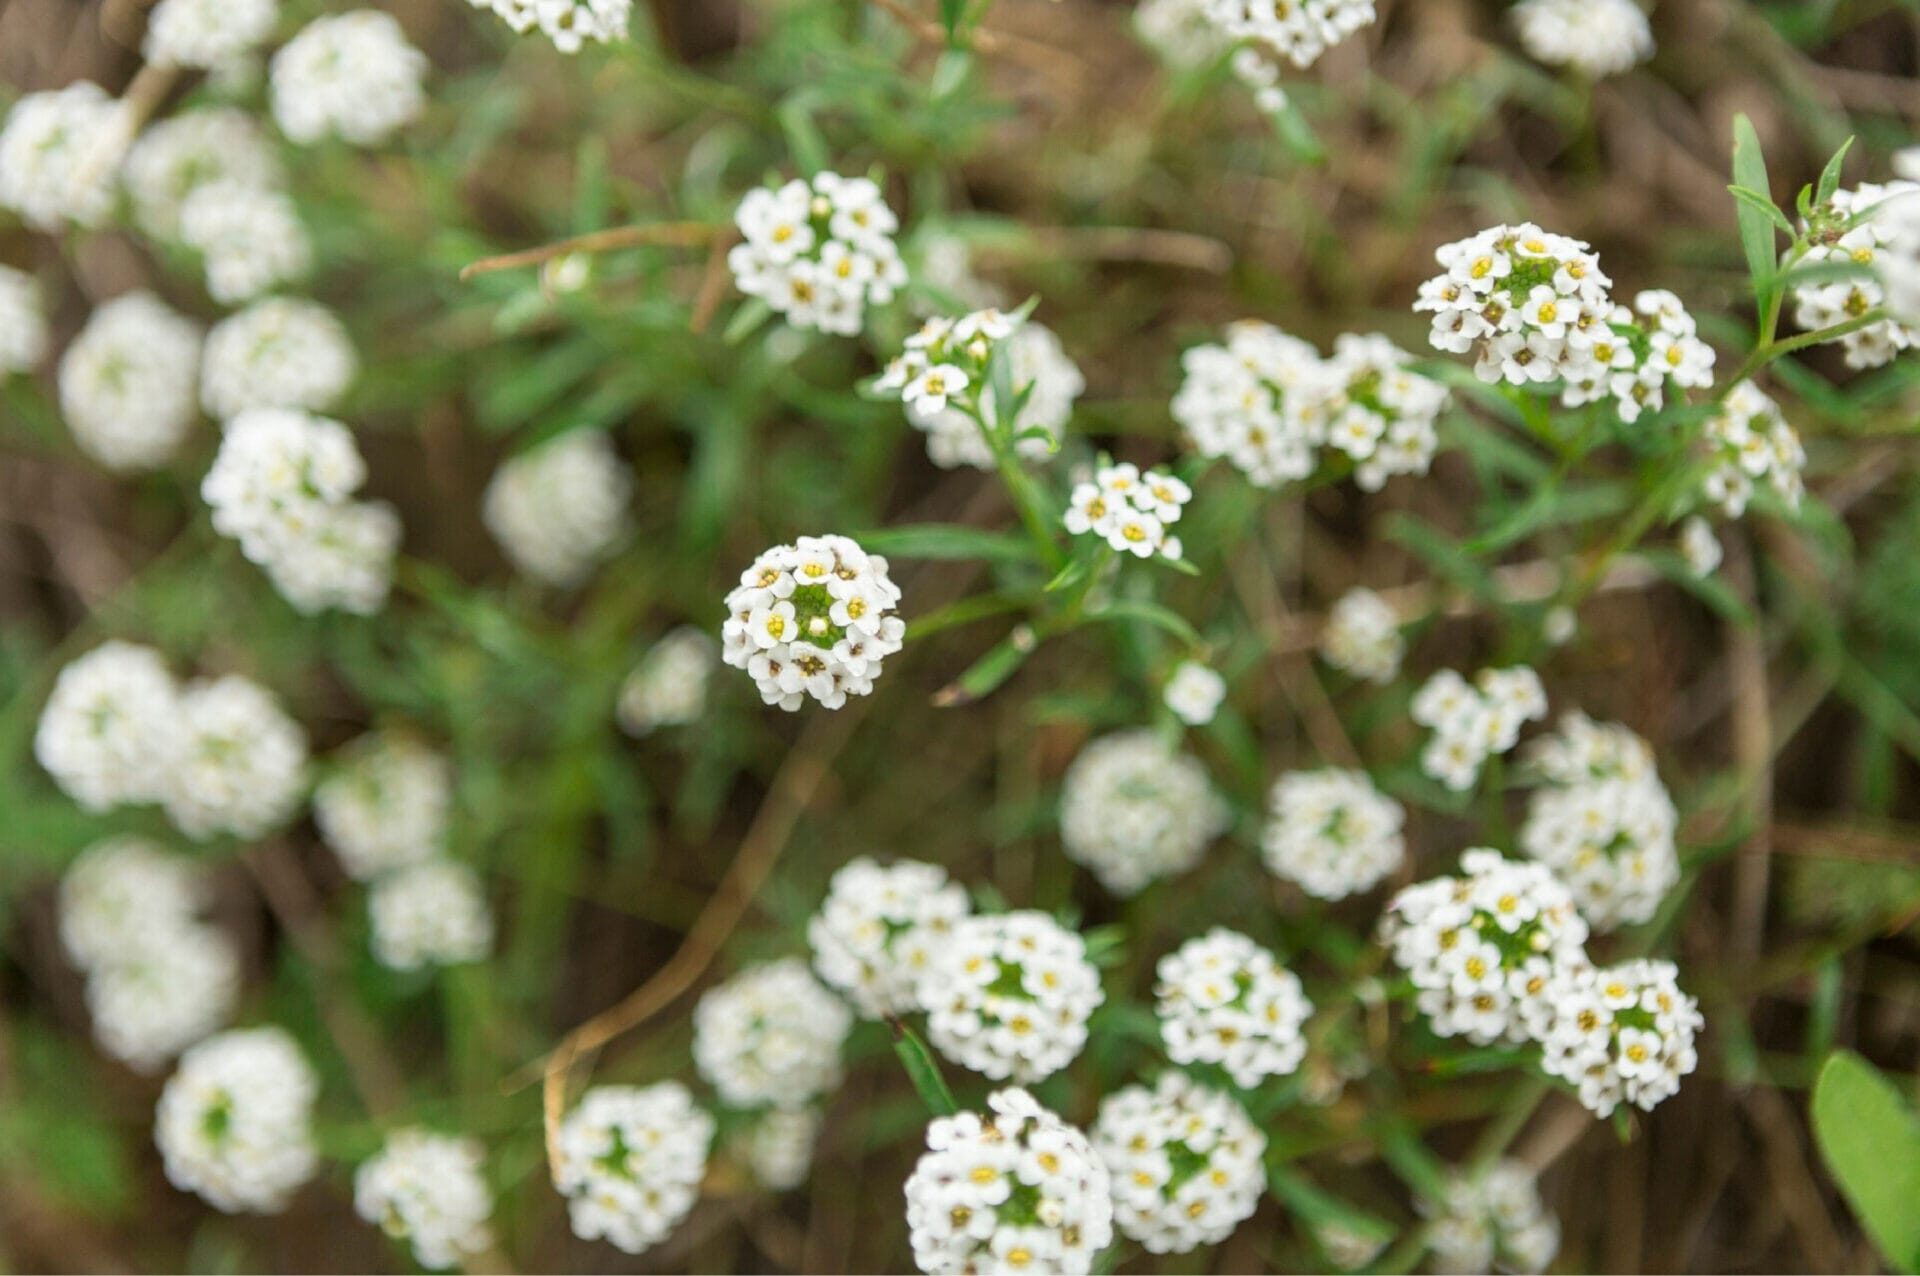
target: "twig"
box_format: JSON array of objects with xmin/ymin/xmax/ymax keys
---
[
  {"xmin": 689, "ymin": 228, "xmax": 741, "ymax": 334},
  {"xmin": 1722, "ymin": 534, "xmax": 1774, "ymax": 982},
  {"xmin": 865, "ymin": 0, "xmax": 1086, "ymax": 82},
  {"xmin": 459, "ymin": 221, "xmax": 719, "ymax": 281}
]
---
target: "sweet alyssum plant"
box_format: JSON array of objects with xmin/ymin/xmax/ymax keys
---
[{"xmin": 3, "ymin": 0, "xmax": 1918, "ymax": 1272}]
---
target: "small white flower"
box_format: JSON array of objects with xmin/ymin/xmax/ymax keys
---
[
  {"xmin": 0, "ymin": 265, "xmax": 47, "ymax": 375},
  {"xmin": 1061, "ymin": 463, "xmax": 1193, "ymax": 561},
  {"xmin": 693, "ymin": 958, "xmax": 852, "ymax": 1110},
  {"xmin": 35, "ymin": 641, "xmax": 180, "ymax": 812},
  {"xmin": 1513, "ymin": 0, "xmax": 1652, "ymax": 78},
  {"xmin": 179, "ymin": 181, "xmax": 313, "ymax": 305},
  {"xmin": 202, "ymin": 297, "xmax": 356, "ymax": 420},
  {"xmin": 369, "ymin": 860, "xmax": 494, "ymax": 970},
  {"xmin": 0, "ymin": 82, "xmax": 131, "ymax": 231},
  {"xmin": 314, "ymin": 733, "xmax": 451, "ymax": 879},
  {"xmin": 1092, "ymin": 1073, "xmax": 1266, "ymax": 1254},
  {"xmin": 1156, "ymin": 928, "xmax": 1312, "ymax": 1089},
  {"xmin": 1262, "ymin": 768, "xmax": 1405, "ymax": 900},
  {"xmin": 483, "ymin": 429, "xmax": 632, "ymax": 586},
  {"xmin": 552, "ymin": 1083, "xmax": 713, "ymax": 1255},
  {"xmin": 59, "ymin": 291, "xmax": 204, "ymax": 472},
  {"xmin": 270, "ymin": 11, "xmax": 427, "ymax": 147},
  {"xmin": 354, "ymin": 1129, "xmax": 495, "ymax": 1270},
  {"xmin": 464, "ymin": 0, "xmax": 632, "ymax": 51},
  {"xmin": 122, "ymin": 108, "xmax": 284, "ymax": 242},
  {"xmin": 1059, "ymin": 730, "xmax": 1228, "ymax": 895},
  {"xmin": 730, "ymin": 172, "xmax": 907, "ymax": 336},
  {"xmin": 1412, "ymin": 665, "xmax": 1549, "ymax": 791},
  {"xmin": 145, "ymin": 0, "xmax": 280, "ymax": 71},
  {"xmin": 917, "ymin": 912, "xmax": 1104, "ymax": 1083},
  {"xmin": 1424, "ymin": 1160, "xmax": 1560, "ymax": 1275},
  {"xmin": 1535, "ymin": 959, "xmax": 1702, "ymax": 1118},
  {"xmin": 617, "ymin": 627, "xmax": 718, "ymax": 735},
  {"xmin": 1678, "ymin": 515, "xmax": 1722, "ymax": 576},
  {"xmin": 155, "ymin": 1027, "xmax": 319, "ymax": 1214},
  {"xmin": 1164, "ymin": 661, "xmax": 1227, "ymax": 726},
  {"xmin": 1792, "ymin": 180, "xmax": 1920, "ymax": 369},
  {"xmin": 1701, "ymin": 381, "xmax": 1805, "ymax": 517},
  {"xmin": 162, "ymin": 674, "xmax": 309, "ymax": 842},
  {"xmin": 1319, "ymin": 587, "xmax": 1404, "ymax": 683},
  {"xmin": 721, "ymin": 534, "xmax": 905, "ymax": 711},
  {"xmin": 808, "ymin": 856, "xmax": 972, "ymax": 1018}
]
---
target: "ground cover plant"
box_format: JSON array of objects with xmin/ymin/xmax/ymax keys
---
[{"xmin": 4, "ymin": 0, "xmax": 1920, "ymax": 1271}]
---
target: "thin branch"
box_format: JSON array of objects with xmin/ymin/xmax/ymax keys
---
[{"xmin": 459, "ymin": 221, "xmax": 719, "ymax": 281}]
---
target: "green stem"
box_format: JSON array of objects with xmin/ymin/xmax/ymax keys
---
[
  {"xmin": 973, "ymin": 404, "xmax": 1068, "ymax": 571},
  {"xmin": 1719, "ymin": 307, "xmax": 1887, "ymax": 394}
]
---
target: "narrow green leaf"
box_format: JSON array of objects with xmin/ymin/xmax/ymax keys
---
[
  {"xmin": 1089, "ymin": 599, "xmax": 1204, "ymax": 649},
  {"xmin": 934, "ymin": 627, "xmax": 1037, "ymax": 706},
  {"xmin": 722, "ymin": 297, "xmax": 773, "ymax": 345},
  {"xmin": 1730, "ymin": 115, "xmax": 1779, "ymax": 309},
  {"xmin": 892, "ymin": 1021, "xmax": 959, "ymax": 1117},
  {"xmin": 1817, "ymin": 137, "xmax": 1855, "ymax": 206},
  {"xmin": 856, "ymin": 524, "xmax": 1038, "ymax": 565},
  {"xmin": 1729, "ymin": 184, "xmax": 1795, "ymax": 236},
  {"xmin": 1811, "ymin": 1050, "xmax": 1920, "ymax": 1273}
]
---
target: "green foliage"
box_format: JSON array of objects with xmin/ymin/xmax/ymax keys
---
[{"xmin": 1812, "ymin": 1051, "xmax": 1920, "ymax": 1273}]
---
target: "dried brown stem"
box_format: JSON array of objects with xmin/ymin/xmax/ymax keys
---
[{"xmin": 459, "ymin": 221, "xmax": 718, "ymax": 281}]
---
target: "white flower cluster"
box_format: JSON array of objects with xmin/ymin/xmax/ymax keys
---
[
  {"xmin": 270, "ymin": 11, "xmax": 428, "ymax": 147},
  {"xmin": 721, "ymin": 533, "xmax": 905, "ymax": 711},
  {"xmin": 465, "ymin": 0, "xmax": 632, "ymax": 51},
  {"xmin": 0, "ymin": 264, "xmax": 48, "ymax": 375},
  {"xmin": 354, "ymin": 1129, "xmax": 495, "ymax": 1270},
  {"xmin": 314, "ymin": 733, "xmax": 450, "ymax": 879},
  {"xmin": 1418, "ymin": 227, "xmax": 1717, "ymax": 422},
  {"xmin": 1164, "ymin": 660, "xmax": 1227, "ymax": 726},
  {"xmin": 552, "ymin": 1083, "xmax": 714, "ymax": 1255},
  {"xmin": 617, "ymin": 626, "xmax": 718, "ymax": 735},
  {"xmin": 1424, "ymin": 1160, "xmax": 1560, "ymax": 1275},
  {"xmin": 1064, "ymin": 462, "xmax": 1192, "ymax": 561},
  {"xmin": 1879, "ymin": 152, "xmax": 1920, "ymax": 327},
  {"xmin": 1794, "ymin": 180, "xmax": 1920, "ymax": 369},
  {"xmin": 369, "ymin": 860, "xmax": 494, "ymax": 971},
  {"xmin": 1134, "ymin": 0, "xmax": 1231, "ymax": 73},
  {"xmin": 903, "ymin": 1088, "xmax": 1114, "ymax": 1276},
  {"xmin": 1092, "ymin": 1072, "xmax": 1266, "ymax": 1254},
  {"xmin": 1059, "ymin": 730, "xmax": 1228, "ymax": 896},
  {"xmin": 808, "ymin": 856, "xmax": 971, "ymax": 1018},
  {"xmin": 1174, "ymin": 323, "xmax": 1448, "ymax": 490},
  {"xmin": 155, "ymin": 1027, "xmax": 319, "ymax": 1214},
  {"xmin": 693, "ymin": 958, "xmax": 852, "ymax": 1110},
  {"xmin": 58, "ymin": 291, "xmax": 204, "ymax": 471},
  {"xmin": 0, "ymin": 82, "xmax": 130, "ymax": 231},
  {"xmin": 202, "ymin": 297, "xmax": 357, "ymax": 421},
  {"xmin": 202, "ymin": 408, "xmax": 400, "ymax": 615},
  {"xmin": 1411, "ymin": 665, "xmax": 1549, "ymax": 791},
  {"xmin": 122, "ymin": 108, "xmax": 284, "ymax": 243},
  {"xmin": 1519, "ymin": 714, "xmax": 1679, "ymax": 929},
  {"xmin": 482, "ymin": 429, "xmax": 632, "ymax": 586},
  {"xmin": 1679, "ymin": 514, "xmax": 1723, "ymax": 576},
  {"xmin": 918, "ymin": 911, "xmax": 1104, "ymax": 1082},
  {"xmin": 736, "ymin": 1106, "xmax": 821, "ymax": 1191},
  {"xmin": 1700, "ymin": 380, "xmax": 1806, "ymax": 518},
  {"xmin": 1319, "ymin": 586, "xmax": 1405, "ymax": 683},
  {"xmin": 729, "ymin": 172, "xmax": 908, "ymax": 335},
  {"xmin": 1381, "ymin": 849, "xmax": 1589, "ymax": 1045},
  {"xmin": 145, "ymin": 0, "xmax": 280, "ymax": 72},
  {"xmin": 1204, "ymin": 0, "xmax": 1377, "ymax": 72},
  {"xmin": 58, "ymin": 838, "xmax": 239, "ymax": 1071},
  {"xmin": 1262, "ymin": 768, "xmax": 1406, "ymax": 900},
  {"xmin": 1512, "ymin": 0, "xmax": 1653, "ymax": 79},
  {"xmin": 36, "ymin": 642, "xmax": 308, "ymax": 841},
  {"xmin": 1536, "ymin": 958, "xmax": 1702, "ymax": 1118},
  {"xmin": 180, "ymin": 182, "xmax": 313, "ymax": 305},
  {"xmin": 886, "ymin": 314, "xmax": 1085, "ymax": 471},
  {"xmin": 1154, "ymin": 928, "xmax": 1312, "ymax": 1089}
]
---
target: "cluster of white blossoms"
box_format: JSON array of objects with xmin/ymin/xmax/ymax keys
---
[
  {"xmin": 58, "ymin": 838, "xmax": 239, "ymax": 1071},
  {"xmin": 202, "ymin": 408, "xmax": 400, "ymax": 615},
  {"xmin": 58, "ymin": 291, "xmax": 204, "ymax": 471},
  {"xmin": 353, "ymin": 1129, "xmax": 495, "ymax": 1270},
  {"xmin": 0, "ymin": 82, "xmax": 129, "ymax": 231},
  {"xmin": 1205, "ymin": 0, "xmax": 1377, "ymax": 71},
  {"xmin": 1092, "ymin": 1072, "xmax": 1266, "ymax": 1255},
  {"xmin": 482, "ymin": 429, "xmax": 632, "ymax": 586},
  {"xmin": 269, "ymin": 11, "xmax": 428, "ymax": 147},
  {"xmin": 314, "ymin": 734, "xmax": 450, "ymax": 879},
  {"xmin": 552, "ymin": 1083, "xmax": 714, "ymax": 1255},
  {"xmin": 1678, "ymin": 514, "xmax": 1723, "ymax": 577},
  {"xmin": 808, "ymin": 857, "xmax": 972, "ymax": 1018},
  {"xmin": 35, "ymin": 642, "xmax": 309, "ymax": 841},
  {"xmin": 720, "ymin": 533, "xmax": 905, "ymax": 711},
  {"xmin": 617, "ymin": 627, "xmax": 718, "ymax": 735},
  {"xmin": 1175, "ymin": 323, "xmax": 1449, "ymax": 490},
  {"xmin": 1411, "ymin": 665, "xmax": 1549, "ymax": 791},
  {"xmin": 1058, "ymin": 730, "xmax": 1228, "ymax": 896},
  {"xmin": 1536, "ymin": 958, "xmax": 1703, "ymax": 1118},
  {"xmin": 464, "ymin": 0, "xmax": 632, "ymax": 51},
  {"xmin": 1424, "ymin": 1160, "xmax": 1561, "ymax": 1275},
  {"xmin": 155, "ymin": 1027, "xmax": 319, "ymax": 1214},
  {"xmin": 180, "ymin": 182, "xmax": 313, "ymax": 305},
  {"xmin": 201, "ymin": 297, "xmax": 357, "ymax": 421},
  {"xmin": 918, "ymin": 911, "xmax": 1104, "ymax": 1082},
  {"xmin": 728, "ymin": 172, "xmax": 908, "ymax": 335},
  {"xmin": 1319, "ymin": 586, "xmax": 1404, "ymax": 683},
  {"xmin": 693, "ymin": 958, "xmax": 853, "ymax": 1110},
  {"xmin": 1261, "ymin": 768, "xmax": 1406, "ymax": 900},
  {"xmin": 882, "ymin": 313, "xmax": 1085, "ymax": 471},
  {"xmin": 1794, "ymin": 180, "xmax": 1920, "ymax": 369},
  {"xmin": 1163, "ymin": 660, "xmax": 1227, "ymax": 726},
  {"xmin": 903, "ymin": 1088, "xmax": 1114, "ymax": 1276},
  {"xmin": 1134, "ymin": 0, "xmax": 1231, "ymax": 72},
  {"xmin": 1064, "ymin": 462, "xmax": 1193, "ymax": 561},
  {"xmin": 735, "ymin": 1106, "xmax": 822, "ymax": 1191},
  {"xmin": 122, "ymin": 109, "xmax": 283, "ymax": 243},
  {"xmin": 1511, "ymin": 0, "xmax": 1653, "ymax": 80},
  {"xmin": 166, "ymin": 675, "xmax": 311, "ymax": 840},
  {"xmin": 1382, "ymin": 849, "xmax": 1590, "ymax": 1045},
  {"xmin": 144, "ymin": 0, "xmax": 279, "ymax": 69},
  {"xmin": 1519, "ymin": 714, "xmax": 1679, "ymax": 929},
  {"xmin": 1154, "ymin": 928, "xmax": 1312, "ymax": 1089},
  {"xmin": 1878, "ymin": 153, "xmax": 1920, "ymax": 327},
  {"xmin": 369, "ymin": 860, "xmax": 495, "ymax": 971},
  {"xmin": 1418, "ymin": 227, "xmax": 1716, "ymax": 421},
  {"xmin": 1700, "ymin": 380, "xmax": 1807, "ymax": 518},
  {"xmin": 0, "ymin": 265, "xmax": 48, "ymax": 375}
]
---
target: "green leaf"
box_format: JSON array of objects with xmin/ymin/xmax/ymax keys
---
[
  {"xmin": 1730, "ymin": 115, "xmax": 1780, "ymax": 309},
  {"xmin": 934, "ymin": 627, "xmax": 1038, "ymax": 706},
  {"xmin": 1816, "ymin": 137, "xmax": 1855, "ymax": 206},
  {"xmin": 1811, "ymin": 1050, "xmax": 1920, "ymax": 1272},
  {"xmin": 776, "ymin": 93, "xmax": 829, "ymax": 176},
  {"xmin": 1729, "ymin": 184, "xmax": 1795, "ymax": 236},
  {"xmin": 722, "ymin": 297, "xmax": 773, "ymax": 345},
  {"xmin": 1088, "ymin": 599, "xmax": 1204, "ymax": 650},
  {"xmin": 939, "ymin": 0, "xmax": 970, "ymax": 41},
  {"xmin": 856, "ymin": 524, "xmax": 1038, "ymax": 565},
  {"xmin": 892, "ymin": 1021, "xmax": 959, "ymax": 1117}
]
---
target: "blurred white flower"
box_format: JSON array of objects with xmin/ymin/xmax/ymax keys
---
[
  {"xmin": 155, "ymin": 1027, "xmax": 319, "ymax": 1213},
  {"xmin": 807, "ymin": 856, "xmax": 972, "ymax": 1018},
  {"xmin": 369, "ymin": 860, "xmax": 494, "ymax": 971},
  {"xmin": 553, "ymin": 1083, "xmax": 713, "ymax": 1255},
  {"xmin": 270, "ymin": 11, "xmax": 427, "ymax": 146},
  {"xmin": 314, "ymin": 733, "xmax": 452, "ymax": 880},
  {"xmin": 1059, "ymin": 729, "xmax": 1228, "ymax": 895},
  {"xmin": 0, "ymin": 82, "xmax": 131, "ymax": 231},
  {"xmin": 354, "ymin": 1129, "xmax": 495, "ymax": 1270},
  {"xmin": 693, "ymin": 958, "xmax": 852, "ymax": 1109},
  {"xmin": 58, "ymin": 291, "xmax": 204, "ymax": 471},
  {"xmin": 144, "ymin": 0, "xmax": 280, "ymax": 71},
  {"xmin": 162, "ymin": 674, "xmax": 309, "ymax": 841},
  {"xmin": 483, "ymin": 429, "xmax": 632, "ymax": 586},
  {"xmin": 122, "ymin": 108, "xmax": 284, "ymax": 241},
  {"xmin": 1513, "ymin": 0, "xmax": 1653, "ymax": 79}
]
